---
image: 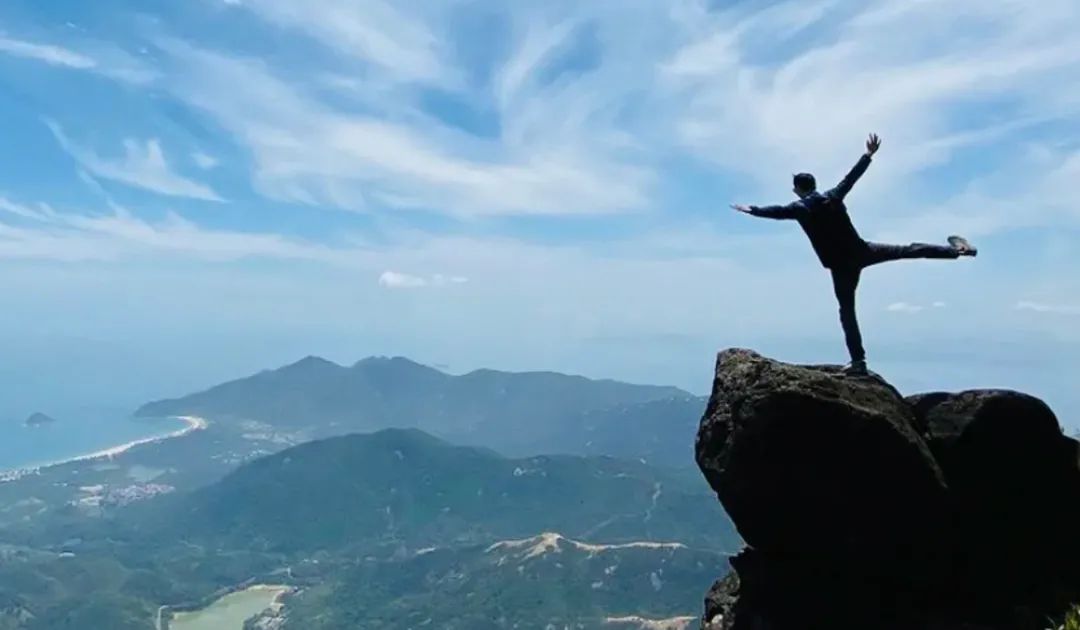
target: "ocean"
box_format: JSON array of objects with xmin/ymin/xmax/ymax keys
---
[{"xmin": 0, "ymin": 413, "xmax": 189, "ymax": 472}]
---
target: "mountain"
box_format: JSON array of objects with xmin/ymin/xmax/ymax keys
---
[
  {"xmin": 277, "ymin": 532, "xmax": 722, "ymax": 630},
  {"xmin": 136, "ymin": 355, "xmax": 697, "ymax": 461},
  {"xmin": 142, "ymin": 428, "xmax": 739, "ymax": 554},
  {"xmin": 537, "ymin": 396, "xmax": 708, "ymax": 468},
  {"xmin": 0, "ymin": 427, "xmax": 737, "ymax": 630}
]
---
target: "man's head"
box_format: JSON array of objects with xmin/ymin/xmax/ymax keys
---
[{"xmin": 793, "ymin": 172, "xmax": 816, "ymax": 198}]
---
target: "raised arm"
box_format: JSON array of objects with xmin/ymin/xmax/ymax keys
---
[
  {"xmin": 827, "ymin": 133, "xmax": 881, "ymax": 201},
  {"xmin": 731, "ymin": 202, "xmax": 806, "ymax": 220}
]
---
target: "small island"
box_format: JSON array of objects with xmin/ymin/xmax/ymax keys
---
[{"xmin": 24, "ymin": 412, "xmax": 57, "ymax": 427}]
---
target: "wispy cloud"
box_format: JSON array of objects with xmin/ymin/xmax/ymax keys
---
[
  {"xmin": 0, "ymin": 196, "xmax": 349, "ymax": 263},
  {"xmin": 0, "ymin": 35, "xmax": 96, "ymax": 69},
  {"xmin": 222, "ymin": 0, "xmax": 450, "ymax": 84},
  {"xmin": 1015, "ymin": 301, "xmax": 1080, "ymax": 315},
  {"xmin": 0, "ymin": 34, "xmax": 157, "ymax": 84},
  {"xmin": 662, "ymin": 0, "xmax": 1080, "ymax": 219},
  {"xmin": 155, "ymin": 37, "xmax": 648, "ymax": 215},
  {"xmin": 46, "ymin": 122, "xmax": 223, "ymax": 202},
  {"xmin": 192, "ymin": 152, "xmax": 220, "ymax": 170}
]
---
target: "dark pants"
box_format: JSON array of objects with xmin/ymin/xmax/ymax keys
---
[{"xmin": 831, "ymin": 242, "xmax": 960, "ymax": 362}]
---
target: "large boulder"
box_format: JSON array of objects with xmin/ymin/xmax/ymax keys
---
[
  {"xmin": 695, "ymin": 349, "xmax": 947, "ymax": 573},
  {"xmin": 909, "ymin": 390, "xmax": 1080, "ymax": 598},
  {"xmin": 699, "ymin": 549, "xmax": 979, "ymax": 630},
  {"xmin": 695, "ymin": 349, "xmax": 1080, "ymax": 630}
]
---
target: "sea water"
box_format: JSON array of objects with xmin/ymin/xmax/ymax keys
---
[{"xmin": 0, "ymin": 413, "xmax": 188, "ymax": 472}]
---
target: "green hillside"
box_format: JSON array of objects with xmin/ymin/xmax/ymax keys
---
[{"xmin": 147, "ymin": 428, "xmax": 738, "ymax": 554}]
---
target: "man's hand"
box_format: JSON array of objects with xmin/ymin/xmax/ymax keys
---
[
  {"xmin": 865, "ymin": 133, "xmax": 881, "ymax": 156},
  {"xmin": 731, "ymin": 203, "xmax": 752, "ymax": 214}
]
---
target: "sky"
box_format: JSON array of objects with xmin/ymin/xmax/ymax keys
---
[{"xmin": 0, "ymin": 0, "xmax": 1079, "ymax": 430}]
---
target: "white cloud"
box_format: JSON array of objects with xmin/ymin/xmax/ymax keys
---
[
  {"xmin": 0, "ymin": 195, "xmax": 371, "ymax": 265},
  {"xmin": 0, "ymin": 36, "xmax": 96, "ymax": 68},
  {"xmin": 378, "ymin": 271, "xmax": 428, "ymax": 289},
  {"xmin": 192, "ymin": 152, "xmax": 220, "ymax": 170},
  {"xmin": 932, "ymin": 301, "xmax": 947, "ymax": 308},
  {"xmin": 46, "ymin": 122, "xmax": 224, "ymax": 202},
  {"xmin": 128, "ymin": 0, "xmax": 1076, "ymax": 228},
  {"xmin": 0, "ymin": 34, "xmax": 157, "ymax": 84},
  {"xmin": 378, "ymin": 271, "xmax": 469, "ymax": 289},
  {"xmin": 0, "ymin": 198, "xmax": 53, "ymax": 221},
  {"xmin": 1015, "ymin": 301, "xmax": 1080, "ymax": 315},
  {"xmin": 155, "ymin": 38, "xmax": 648, "ymax": 215},
  {"xmin": 661, "ymin": 0, "xmax": 1080, "ymax": 219},
  {"xmin": 886, "ymin": 302, "xmax": 924, "ymax": 313}
]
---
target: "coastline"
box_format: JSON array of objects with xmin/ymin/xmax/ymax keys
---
[{"xmin": 0, "ymin": 415, "xmax": 209, "ymax": 483}]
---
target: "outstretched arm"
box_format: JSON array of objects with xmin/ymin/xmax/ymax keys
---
[
  {"xmin": 828, "ymin": 133, "xmax": 881, "ymax": 200},
  {"xmin": 731, "ymin": 202, "xmax": 805, "ymax": 220}
]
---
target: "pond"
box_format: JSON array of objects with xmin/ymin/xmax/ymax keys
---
[{"xmin": 169, "ymin": 585, "xmax": 288, "ymax": 630}]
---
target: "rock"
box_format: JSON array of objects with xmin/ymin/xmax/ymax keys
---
[
  {"xmin": 695, "ymin": 349, "xmax": 1080, "ymax": 630},
  {"xmin": 695, "ymin": 349, "xmax": 947, "ymax": 575},
  {"xmin": 909, "ymin": 390, "xmax": 1080, "ymax": 600},
  {"xmin": 700, "ymin": 548, "xmax": 957, "ymax": 630},
  {"xmin": 701, "ymin": 573, "xmax": 738, "ymax": 630},
  {"xmin": 23, "ymin": 412, "xmax": 57, "ymax": 427}
]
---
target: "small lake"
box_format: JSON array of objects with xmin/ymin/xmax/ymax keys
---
[{"xmin": 169, "ymin": 585, "xmax": 288, "ymax": 630}]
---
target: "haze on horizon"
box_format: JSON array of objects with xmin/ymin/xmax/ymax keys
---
[{"xmin": 1, "ymin": 0, "xmax": 1079, "ymax": 430}]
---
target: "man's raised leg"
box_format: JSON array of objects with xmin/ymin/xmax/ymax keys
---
[
  {"xmin": 862, "ymin": 241, "xmax": 962, "ymax": 266},
  {"xmin": 830, "ymin": 267, "xmax": 866, "ymax": 373}
]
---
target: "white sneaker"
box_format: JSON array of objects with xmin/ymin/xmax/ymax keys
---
[{"xmin": 947, "ymin": 235, "xmax": 977, "ymax": 257}]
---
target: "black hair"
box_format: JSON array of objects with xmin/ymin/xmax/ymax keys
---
[{"xmin": 793, "ymin": 172, "xmax": 816, "ymax": 193}]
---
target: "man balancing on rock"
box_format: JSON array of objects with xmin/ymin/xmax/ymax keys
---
[{"xmin": 731, "ymin": 133, "xmax": 977, "ymax": 376}]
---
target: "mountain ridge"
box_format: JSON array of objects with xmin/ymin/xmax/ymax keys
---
[
  {"xmin": 131, "ymin": 427, "xmax": 739, "ymax": 554},
  {"xmin": 135, "ymin": 355, "xmax": 698, "ymax": 465}
]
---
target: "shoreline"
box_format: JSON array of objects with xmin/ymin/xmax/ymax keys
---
[{"xmin": 0, "ymin": 415, "xmax": 209, "ymax": 483}]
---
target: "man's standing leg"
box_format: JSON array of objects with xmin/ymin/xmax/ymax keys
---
[{"xmin": 830, "ymin": 267, "xmax": 865, "ymax": 371}]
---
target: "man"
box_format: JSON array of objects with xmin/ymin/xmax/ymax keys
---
[{"xmin": 731, "ymin": 133, "xmax": 977, "ymax": 376}]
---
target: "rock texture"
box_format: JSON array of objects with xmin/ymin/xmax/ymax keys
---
[{"xmin": 696, "ymin": 349, "xmax": 1080, "ymax": 630}]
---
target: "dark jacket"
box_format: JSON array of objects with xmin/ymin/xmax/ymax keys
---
[{"xmin": 749, "ymin": 154, "xmax": 872, "ymax": 269}]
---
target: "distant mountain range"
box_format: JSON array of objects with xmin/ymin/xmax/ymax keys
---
[
  {"xmin": 0, "ymin": 356, "xmax": 728, "ymax": 629},
  {"xmin": 137, "ymin": 356, "xmax": 705, "ymax": 467}
]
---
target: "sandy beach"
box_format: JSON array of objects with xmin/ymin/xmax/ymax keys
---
[{"xmin": 0, "ymin": 416, "xmax": 209, "ymax": 483}]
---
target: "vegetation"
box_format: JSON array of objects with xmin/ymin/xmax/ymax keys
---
[
  {"xmin": 283, "ymin": 536, "xmax": 726, "ymax": 629},
  {"xmin": 1055, "ymin": 605, "xmax": 1080, "ymax": 630},
  {"xmin": 0, "ymin": 428, "xmax": 739, "ymax": 629},
  {"xmin": 121, "ymin": 428, "xmax": 739, "ymax": 555}
]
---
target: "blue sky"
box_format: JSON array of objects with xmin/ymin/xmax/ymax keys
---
[{"xmin": 1, "ymin": 0, "xmax": 1079, "ymax": 430}]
